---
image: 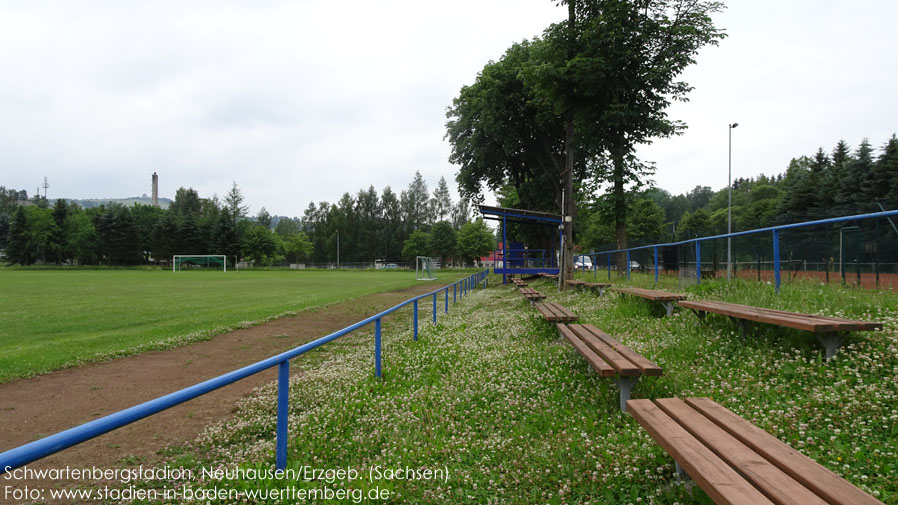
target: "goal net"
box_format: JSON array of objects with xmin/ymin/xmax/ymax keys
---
[
  {"xmin": 416, "ymin": 256, "xmax": 436, "ymax": 280},
  {"xmin": 173, "ymin": 255, "xmax": 228, "ymax": 272}
]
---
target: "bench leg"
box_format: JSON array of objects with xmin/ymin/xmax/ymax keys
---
[
  {"xmin": 599, "ymin": 287, "xmax": 605, "ymax": 297},
  {"xmin": 815, "ymin": 332, "xmax": 845, "ymax": 360},
  {"xmin": 675, "ymin": 461, "xmax": 687, "ymax": 478},
  {"xmin": 690, "ymin": 309, "xmax": 706, "ymax": 325},
  {"xmin": 662, "ymin": 301, "xmax": 674, "ymax": 317},
  {"xmin": 728, "ymin": 316, "xmax": 750, "ymax": 337},
  {"xmin": 614, "ymin": 376, "xmax": 639, "ymax": 412}
]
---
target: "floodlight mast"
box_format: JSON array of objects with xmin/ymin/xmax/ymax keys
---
[{"xmin": 727, "ymin": 122, "xmax": 739, "ymax": 281}]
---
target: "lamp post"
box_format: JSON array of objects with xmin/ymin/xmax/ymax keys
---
[{"xmin": 727, "ymin": 122, "xmax": 739, "ymax": 281}]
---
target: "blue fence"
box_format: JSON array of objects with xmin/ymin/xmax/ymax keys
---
[
  {"xmin": 0, "ymin": 269, "xmax": 491, "ymax": 473},
  {"xmin": 588, "ymin": 210, "xmax": 898, "ymax": 292}
]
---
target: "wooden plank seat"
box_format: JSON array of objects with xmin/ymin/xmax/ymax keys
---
[
  {"xmin": 628, "ymin": 397, "xmax": 885, "ymax": 505},
  {"xmin": 519, "ymin": 287, "xmax": 545, "ymax": 302},
  {"xmin": 512, "ymin": 278, "xmax": 528, "ymax": 287},
  {"xmin": 565, "ymin": 279, "xmax": 611, "ymax": 295},
  {"xmin": 538, "ymin": 272, "xmax": 559, "ymax": 280},
  {"xmin": 533, "ymin": 301, "xmax": 577, "ymax": 323},
  {"xmin": 678, "ymin": 299, "xmax": 883, "ymax": 359},
  {"xmin": 609, "ymin": 287, "xmax": 686, "ymax": 316},
  {"xmin": 558, "ymin": 323, "xmax": 661, "ymax": 411}
]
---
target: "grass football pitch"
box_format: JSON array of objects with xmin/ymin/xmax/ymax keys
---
[{"xmin": 0, "ymin": 269, "xmax": 465, "ymax": 383}]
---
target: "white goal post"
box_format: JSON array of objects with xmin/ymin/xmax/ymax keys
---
[
  {"xmin": 173, "ymin": 255, "xmax": 228, "ymax": 272},
  {"xmin": 416, "ymin": 256, "xmax": 436, "ymax": 281}
]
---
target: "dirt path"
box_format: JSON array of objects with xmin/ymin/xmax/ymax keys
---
[{"xmin": 0, "ymin": 282, "xmax": 452, "ymax": 498}]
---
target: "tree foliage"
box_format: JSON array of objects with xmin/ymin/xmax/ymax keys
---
[{"xmin": 447, "ymin": 0, "xmax": 724, "ymax": 273}]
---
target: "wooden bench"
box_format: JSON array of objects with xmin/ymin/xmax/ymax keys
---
[
  {"xmin": 558, "ymin": 324, "xmax": 661, "ymax": 411},
  {"xmin": 519, "ymin": 287, "xmax": 546, "ymax": 302},
  {"xmin": 565, "ymin": 279, "xmax": 611, "ymax": 295},
  {"xmin": 609, "ymin": 287, "xmax": 686, "ymax": 316},
  {"xmin": 538, "ymin": 272, "xmax": 559, "ymax": 280},
  {"xmin": 678, "ymin": 299, "xmax": 883, "ymax": 359},
  {"xmin": 533, "ymin": 302, "xmax": 577, "ymax": 323},
  {"xmin": 628, "ymin": 397, "xmax": 884, "ymax": 505},
  {"xmin": 512, "ymin": 278, "xmax": 528, "ymax": 287}
]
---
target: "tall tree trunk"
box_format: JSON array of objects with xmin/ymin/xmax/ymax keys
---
[
  {"xmin": 562, "ymin": 111, "xmax": 575, "ymax": 289},
  {"xmin": 612, "ymin": 143, "xmax": 628, "ymax": 272},
  {"xmin": 561, "ymin": 0, "xmax": 576, "ymax": 290}
]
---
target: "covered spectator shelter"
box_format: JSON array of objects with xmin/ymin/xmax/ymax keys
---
[{"xmin": 479, "ymin": 205, "xmax": 563, "ymax": 284}]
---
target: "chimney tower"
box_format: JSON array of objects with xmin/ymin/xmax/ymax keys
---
[{"xmin": 152, "ymin": 172, "xmax": 159, "ymax": 207}]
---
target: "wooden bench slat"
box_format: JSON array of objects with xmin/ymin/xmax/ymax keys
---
[
  {"xmin": 533, "ymin": 302, "xmax": 555, "ymax": 320},
  {"xmin": 680, "ymin": 300, "xmax": 838, "ymax": 332},
  {"xmin": 547, "ymin": 303, "xmax": 568, "ymax": 319},
  {"xmin": 548, "ymin": 302, "xmax": 577, "ymax": 322},
  {"xmin": 582, "ymin": 324, "xmax": 662, "ymax": 376},
  {"xmin": 552, "ymin": 303, "xmax": 578, "ymax": 319},
  {"xmin": 679, "ymin": 300, "xmax": 882, "ymax": 333},
  {"xmin": 533, "ymin": 302, "xmax": 577, "ymax": 322},
  {"xmin": 568, "ymin": 324, "xmax": 639, "ymax": 376},
  {"xmin": 557, "ymin": 324, "xmax": 615, "ymax": 377},
  {"xmin": 656, "ymin": 398, "xmax": 829, "ymax": 505},
  {"xmin": 611, "ymin": 287, "xmax": 686, "ymax": 302},
  {"xmin": 685, "ymin": 397, "xmax": 884, "ymax": 505},
  {"xmin": 692, "ymin": 300, "xmax": 869, "ymax": 326},
  {"xmin": 627, "ymin": 399, "xmax": 776, "ymax": 505}
]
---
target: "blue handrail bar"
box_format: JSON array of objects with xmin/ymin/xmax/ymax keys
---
[
  {"xmin": 588, "ymin": 209, "xmax": 898, "ymax": 292},
  {"xmin": 0, "ymin": 269, "xmax": 490, "ymax": 473}
]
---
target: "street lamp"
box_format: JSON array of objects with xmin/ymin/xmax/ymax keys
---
[{"xmin": 727, "ymin": 122, "xmax": 739, "ymax": 281}]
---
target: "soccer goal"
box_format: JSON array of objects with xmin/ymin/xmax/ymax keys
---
[
  {"xmin": 173, "ymin": 255, "xmax": 228, "ymax": 272},
  {"xmin": 416, "ymin": 256, "xmax": 436, "ymax": 280}
]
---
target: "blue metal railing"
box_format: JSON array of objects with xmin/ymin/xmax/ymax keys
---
[
  {"xmin": 588, "ymin": 210, "xmax": 898, "ymax": 292},
  {"xmin": 0, "ymin": 269, "xmax": 491, "ymax": 473}
]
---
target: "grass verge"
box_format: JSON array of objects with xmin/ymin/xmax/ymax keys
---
[{"xmin": 131, "ymin": 276, "xmax": 898, "ymax": 504}]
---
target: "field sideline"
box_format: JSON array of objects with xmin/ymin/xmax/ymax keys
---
[{"xmin": 0, "ymin": 269, "xmax": 470, "ymax": 383}]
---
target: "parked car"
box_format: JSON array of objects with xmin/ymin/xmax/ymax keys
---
[
  {"xmin": 384, "ymin": 263, "xmax": 398, "ymax": 269},
  {"xmin": 628, "ymin": 261, "xmax": 642, "ymax": 271},
  {"xmin": 574, "ymin": 255, "xmax": 593, "ymax": 271}
]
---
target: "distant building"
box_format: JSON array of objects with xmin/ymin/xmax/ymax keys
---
[{"xmin": 15, "ymin": 190, "xmax": 34, "ymax": 207}]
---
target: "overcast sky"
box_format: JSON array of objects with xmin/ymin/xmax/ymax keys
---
[{"xmin": 1, "ymin": 1, "xmax": 896, "ymax": 217}]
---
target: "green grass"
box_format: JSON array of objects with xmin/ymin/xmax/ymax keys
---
[
  {"xmin": 0, "ymin": 269, "xmax": 469, "ymax": 383},
  {"xmin": 137, "ymin": 275, "xmax": 898, "ymax": 504}
]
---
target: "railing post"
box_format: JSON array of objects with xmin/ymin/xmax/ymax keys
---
[
  {"xmin": 593, "ymin": 257, "xmax": 597, "ymax": 280},
  {"xmin": 453, "ymin": 283, "xmax": 457, "ymax": 303},
  {"xmin": 444, "ymin": 288, "xmax": 448, "ymax": 313},
  {"xmin": 653, "ymin": 246, "xmax": 659, "ymax": 284},
  {"xmin": 626, "ymin": 250, "xmax": 631, "ymax": 280},
  {"xmin": 773, "ymin": 229, "xmax": 781, "ymax": 293},
  {"xmin": 502, "ymin": 215, "xmax": 508, "ymax": 285},
  {"xmin": 696, "ymin": 241, "xmax": 702, "ymax": 283},
  {"xmin": 413, "ymin": 300, "xmax": 418, "ymax": 341},
  {"xmin": 432, "ymin": 293, "xmax": 437, "ymax": 325},
  {"xmin": 375, "ymin": 318, "xmax": 382, "ymax": 377},
  {"xmin": 276, "ymin": 360, "xmax": 289, "ymax": 470}
]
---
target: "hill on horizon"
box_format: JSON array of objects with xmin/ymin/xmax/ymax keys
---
[{"xmin": 66, "ymin": 195, "xmax": 172, "ymax": 209}]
